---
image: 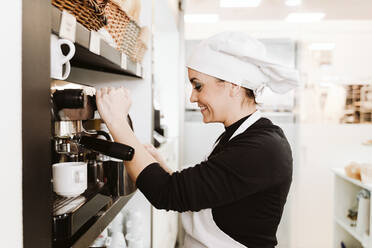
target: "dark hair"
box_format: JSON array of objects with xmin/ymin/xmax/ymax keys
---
[
  {"xmin": 215, "ymin": 78, "xmax": 257, "ymax": 105},
  {"xmin": 244, "ymin": 88, "xmax": 257, "ymax": 104}
]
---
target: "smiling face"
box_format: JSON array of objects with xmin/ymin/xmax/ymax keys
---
[{"xmin": 188, "ymin": 68, "xmax": 233, "ymax": 125}]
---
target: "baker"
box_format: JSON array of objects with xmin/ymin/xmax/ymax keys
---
[{"xmin": 96, "ymin": 31, "xmax": 300, "ymax": 248}]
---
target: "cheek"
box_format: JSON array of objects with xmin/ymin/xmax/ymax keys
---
[
  {"xmin": 209, "ymin": 95, "xmax": 229, "ymax": 114},
  {"xmin": 199, "ymin": 86, "xmax": 226, "ymax": 112},
  {"xmin": 205, "ymin": 96, "xmax": 222, "ymax": 112},
  {"xmin": 197, "ymin": 92, "xmax": 207, "ymax": 104}
]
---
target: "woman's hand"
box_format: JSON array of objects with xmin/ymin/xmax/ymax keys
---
[
  {"xmin": 96, "ymin": 87, "xmax": 131, "ymax": 127},
  {"xmin": 144, "ymin": 144, "xmax": 166, "ymax": 165},
  {"xmin": 144, "ymin": 143, "xmax": 173, "ymax": 174}
]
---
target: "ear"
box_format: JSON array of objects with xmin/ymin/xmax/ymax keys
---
[{"xmin": 227, "ymin": 82, "xmax": 241, "ymax": 97}]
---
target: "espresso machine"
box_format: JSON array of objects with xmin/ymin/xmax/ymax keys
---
[{"xmin": 50, "ymin": 80, "xmax": 136, "ymax": 247}]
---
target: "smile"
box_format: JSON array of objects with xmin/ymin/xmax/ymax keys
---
[{"xmin": 199, "ymin": 105, "xmax": 207, "ymax": 112}]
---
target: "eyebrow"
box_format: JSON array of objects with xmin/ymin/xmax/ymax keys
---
[{"xmin": 189, "ymin": 77, "xmax": 200, "ymax": 84}]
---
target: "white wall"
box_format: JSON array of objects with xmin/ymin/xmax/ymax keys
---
[
  {"xmin": 152, "ymin": 1, "xmax": 182, "ymax": 247},
  {"xmin": 183, "ymin": 121, "xmax": 224, "ymax": 166},
  {"xmin": 153, "ymin": 1, "xmax": 180, "ymax": 138},
  {"xmin": 0, "ymin": 0, "xmax": 23, "ymax": 247}
]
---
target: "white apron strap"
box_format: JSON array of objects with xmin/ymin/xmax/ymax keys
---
[{"xmin": 229, "ymin": 110, "xmax": 262, "ymax": 141}]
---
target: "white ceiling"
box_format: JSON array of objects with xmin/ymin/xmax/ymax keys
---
[{"xmin": 185, "ymin": 0, "xmax": 372, "ymax": 20}]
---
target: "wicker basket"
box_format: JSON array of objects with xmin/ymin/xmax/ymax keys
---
[
  {"xmin": 52, "ymin": 0, "xmax": 108, "ymax": 31},
  {"xmin": 103, "ymin": 1, "xmax": 147, "ymax": 62},
  {"xmin": 103, "ymin": 1, "xmax": 132, "ymax": 50},
  {"xmin": 121, "ymin": 19, "xmax": 141, "ymax": 61},
  {"xmin": 132, "ymin": 28, "xmax": 148, "ymax": 62}
]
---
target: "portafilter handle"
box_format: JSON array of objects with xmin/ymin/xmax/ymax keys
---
[{"xmin": 78, "ymin": 135, "xmax": 135, "ymax": 161}]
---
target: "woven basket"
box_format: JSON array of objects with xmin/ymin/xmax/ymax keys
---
[
  {"xmin": 103, "ymin": 1, "xmax": 147, "ymax": 62},
  {"xmin": 52, "ymin": 0, "xmax": 108, "ymax": 31},
  {"xmin": 103, "ymin": 1, "xmax": 132, "ymax": 50},
  {"xmin": 132, "ymin": 28, "xmax": 148, "ymax": 62},
  {"xmin": 121, "ymin": 19, "xmax": 141, "ymax": 61}
]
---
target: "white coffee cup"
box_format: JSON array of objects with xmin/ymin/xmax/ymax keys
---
[
  {"xmin": 50, "ymin": 34, "xmax": 75, "ymax": 80},
  {"xmin": 52, "ymin": 162, "xmax": 87, "ymax": 197}
]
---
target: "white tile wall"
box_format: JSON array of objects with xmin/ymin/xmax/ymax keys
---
[{"xmin": 0, "ymin": 0, "xmax": 23, "ymax": 247}]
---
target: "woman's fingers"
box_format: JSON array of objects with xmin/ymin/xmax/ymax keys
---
[
  {"xmin": 144, "ymin": 143, "xmax": 155, "ymax": 154},
  {"xmin": 97, "ymin": 86, "xmax": 130, "ymax": 98},
  {"xmin": 144, "ymin": 144, "xmax": 163, "ymax": 162},
  {"xmin": 96, "ymin": 88, "xmax": 101, "ymax": 98},
  {"xmin": 144, "ymin": 143, "xmax": 152, "ymax": 151},
  {"xmin": 146, "ymin": 143, "xmax": 156, "ymax": 150},
  {"xmin": 95, "ymin": 86, "xmax": 132, "ymax": 125},
  {"xmin": 100, "ymin": 87, "xmax": 108, "ymax": 96}
]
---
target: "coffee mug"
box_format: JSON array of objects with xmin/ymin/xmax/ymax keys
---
[
  {"xmin": 50, "ymin": 34, "xmax": 75, "ymax": 80},
  {"xmin": 52, "ymin": 162, "xmax": 87, "ymax": 197}
]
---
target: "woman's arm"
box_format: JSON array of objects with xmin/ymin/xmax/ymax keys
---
[
  {"xmin": 96, "ymin": 87, "xmax": 158, "ymax": 183},
  {"xmin": 96, "ymin": 87, "xmax": 288, "ymax": 212}
]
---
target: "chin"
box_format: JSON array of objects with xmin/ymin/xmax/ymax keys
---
[
  {"xmin": 202, "ymin": 116, "xmax": 217, "ymax": 124},
  {"xmin": 202, "ymin": 116, "xmax": 210, "ymax": 123},
  {"xmin": 201, "ymin": 112, "xmax": 218, "ymax": 124}
]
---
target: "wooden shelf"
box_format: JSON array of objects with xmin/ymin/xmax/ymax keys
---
[
  {"xmin": 332, "ymin": 168, "xmax": 372, "ymax": 191},
  {"xmin": 51, "ymin": 7, "xmax": 142, "ymax": 78}
]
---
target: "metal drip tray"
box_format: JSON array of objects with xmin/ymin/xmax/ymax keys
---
[
  {"xmin": 53, "ymin": 195, "xmax": 86, "ymax": 216},
  {"xmin": 52, "ymin": 184, "xmax": 112, "ymax": 243}
]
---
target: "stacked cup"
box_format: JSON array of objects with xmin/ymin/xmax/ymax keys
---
[
  {"xmin": 125, "ymin": 211, "xmax": 145, "ymax": 248},
  {"xmin": 108, "ymin": 212, "xmax": 127, "ymax": 248}
]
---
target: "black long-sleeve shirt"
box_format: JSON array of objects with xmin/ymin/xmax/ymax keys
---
[{"xmin": 136, "ymin": 116, "xmax": 293, "ymax": 247}]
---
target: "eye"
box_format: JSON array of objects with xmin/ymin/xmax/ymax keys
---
[{"xmin": 193, "ymin": 82, "xmax": 202, "ymax": 92}]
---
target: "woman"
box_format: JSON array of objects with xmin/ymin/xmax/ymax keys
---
[{"xmin": 96, "ymin": 32, "xmax": 299, "ymax": 248}]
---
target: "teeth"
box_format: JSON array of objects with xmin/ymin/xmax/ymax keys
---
[{"xmin": 198, "ymin": 104, "xmax": 207, "ymax": 111}]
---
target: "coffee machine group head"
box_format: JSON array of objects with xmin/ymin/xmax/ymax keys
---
[{"xmin": 51, "ymin": 84, "xmax": 134, "ymax": 161}]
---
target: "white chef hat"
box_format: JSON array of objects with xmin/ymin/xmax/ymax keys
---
[{"xmin": 187, "ymin": 32, "xmax": 300, "ymax": 95}]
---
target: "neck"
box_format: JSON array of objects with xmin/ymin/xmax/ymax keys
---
[{"xmin": 224, "ymin": 103, "xmax": 257, "ymax": 127}]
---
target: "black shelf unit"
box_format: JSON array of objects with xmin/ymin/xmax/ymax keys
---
[
  {"xmin": 51, "ymin": 7, "xmax": 143, "ymax": 78},
  {"xmin": 22, "ymin": 1, "xmax": 52, "ymax": 247},
  {"xmin": 22, "ymin": 1, "xmax": 137, "ymax": 247}
]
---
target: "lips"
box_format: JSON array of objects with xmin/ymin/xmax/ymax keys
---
[{"xmin": 198, "ymin": 105, "xmax": 207, "ymax": 112}]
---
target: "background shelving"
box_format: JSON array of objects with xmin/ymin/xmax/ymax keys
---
[
  {"xmin": 334, "ymin": 217, "xmax": 366, "ymax": 247},
  {"xmin": 333, "ymin": 168, "xmax": 371, "ymax": 248},
  {"xmin": 333, "ymin": 168, "xmax": 372, "ymax": 192}
]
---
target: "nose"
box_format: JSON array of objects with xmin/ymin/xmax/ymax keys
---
[{"xmin": 190, "ymin": 90, "xmax": 197, "ymax": 103}]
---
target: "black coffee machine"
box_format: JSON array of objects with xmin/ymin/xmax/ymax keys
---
[{"xmin": 50, "ymin": 80, "xmax": 136, "ymax": 247}]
